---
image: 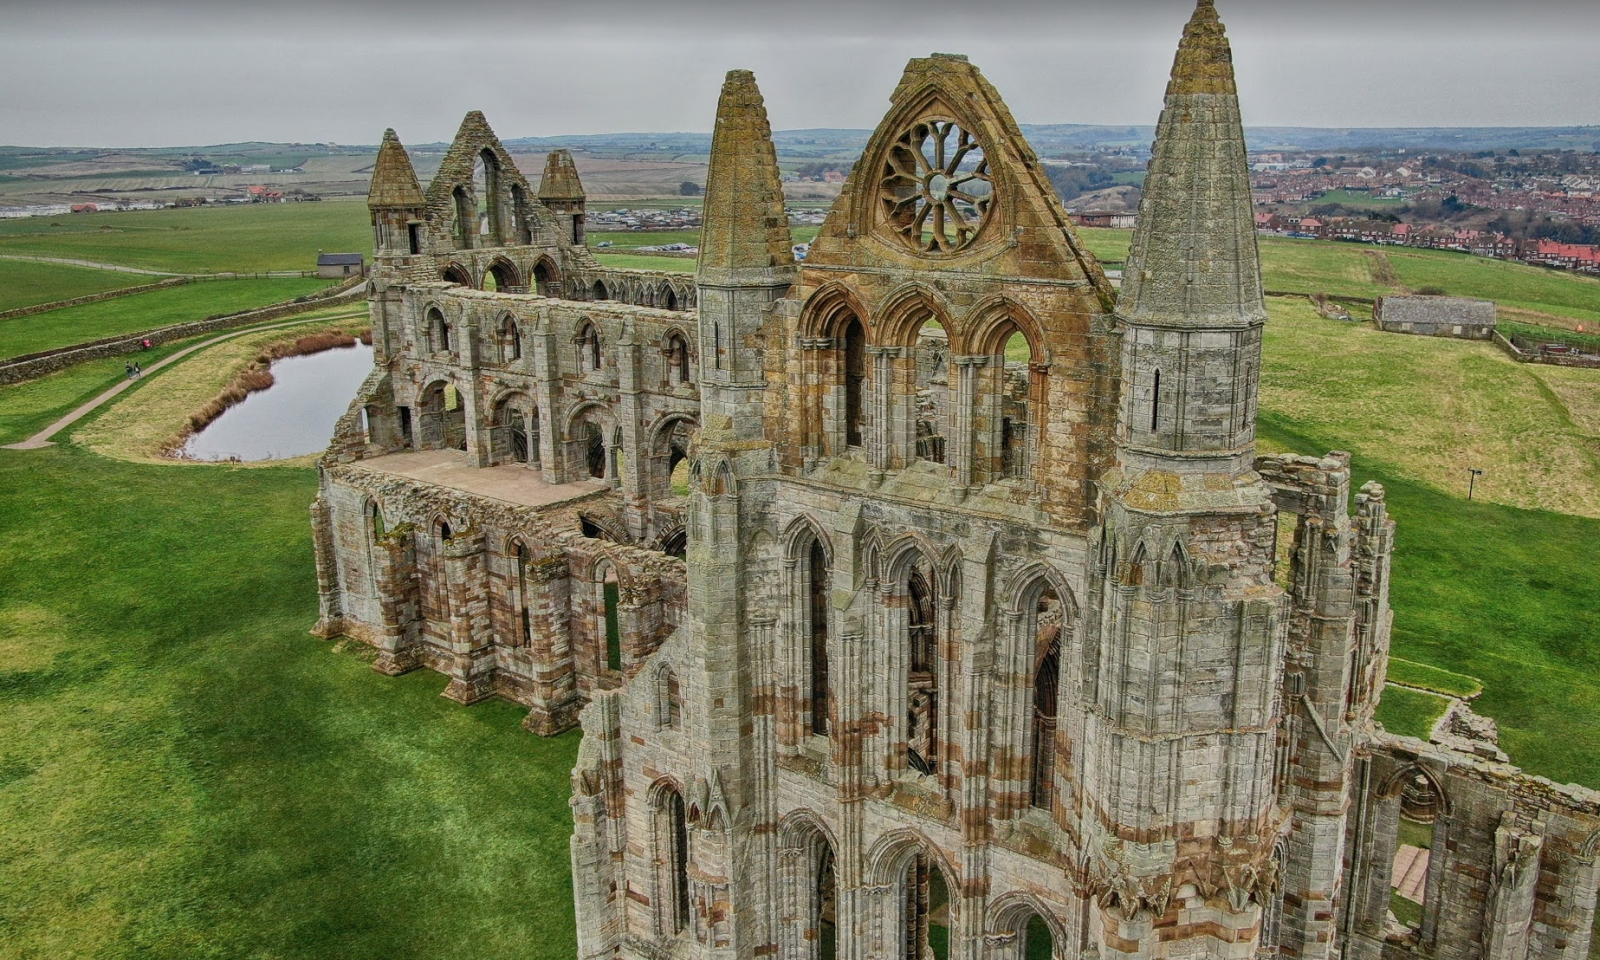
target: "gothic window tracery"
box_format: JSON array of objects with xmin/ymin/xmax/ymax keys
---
[{"xmin": 879, "ymin": 119, "xmax": 994, "ymax": 254}]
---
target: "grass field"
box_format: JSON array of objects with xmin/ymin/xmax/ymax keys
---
[
  {"xmin": 1375, "ymin": 686, "xmax": 1453, "ymax": 741},
  {"xmin": 0, "ymin": 445, "xmax": 581, "ymax": 960},
  {"xmin": 0, "ymin": 278, "xmax": 334, "ymax": 360},
  {"xmin": 1259, "ymin": 298, "xmax": 1600, "ymax": 787},
  {"xmin": 1073, "ymin": 228, "xmax": 1600, "ymax": 329},
  {"xmin": 0, "ymin": 259, "xmax": 146, "ymax": 312},
  {"xmin": 0, "ymin": 202, "xmax": 372, "ymax": 274}
]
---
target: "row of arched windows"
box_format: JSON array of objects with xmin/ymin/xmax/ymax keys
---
[
  {"xmin": 794, "ymin": 528, "xmax": 1067, "ymax": 810},
  {"xmin": 419, "ymin": 306, "xmax": 694, "ymax": 390},
  {"xmin": 802, "ymin": 296, "xmax": 1042, "ymax": 485}
]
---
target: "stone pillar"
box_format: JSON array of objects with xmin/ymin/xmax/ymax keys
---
[
  {"xmin": 616, "ymin": 325, "xmax": 649, "ymax": 539},
  {"xmin": 867, "ymin": 346, "xmax": 899, "ymax": 473},
  {"xmin": 439, "ymin": 528, "xmax": 494, "ymax": 704},
  {"xmin": 1484, "ymin": 817, "xmax": 1543, "ymax": 960},
  {"xmin": 535, "ymin": 329, "xmax": 563, "ymax": 484},
  {"xmin": 522, "ymin": 552, "xmax": 579, "ymax": 735},
  {"xmin": 952, "ymin": 356, "xmax": 988, "ymax": 489},
  {"xmin": 369, "ymin": 524, "xmax": 422, "ymax": 677}
]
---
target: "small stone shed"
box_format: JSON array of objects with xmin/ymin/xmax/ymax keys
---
[
  {"xmin": 316, "ymin": 253, "xmax": 367, "ymax": 279},
  {"xmin": 1376, "ymin": 295, "xmax": 1497, "ymax": 340}
]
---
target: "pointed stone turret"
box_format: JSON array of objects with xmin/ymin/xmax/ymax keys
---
[
  {"xmin": 695, "ymin": 69, "xmax": 796, "ymax": 440},
  {"xmin": 1114, "ymin": 0, "xmax": 1264, "ymax": 474},
  {"xmin": 1118, "ymin": 0, "xmax": 1263, "ymax": 328},
  {"xmin": 539, "ymin": 149, "xmax": 587, "ymax": 245},
  {"xmin": 697, "ymin": 69, "xmax": 795, "ymax": 279},
  {"xmin": 537, "ymin": 149, "xmax": 585, "ymax": 201},
  {"xmin": 366, "ymin": 129, "xmax": 425, "ymax": 211}
]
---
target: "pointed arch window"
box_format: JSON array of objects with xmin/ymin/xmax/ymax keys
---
[
  {"xmin": 808, "ymin": 538, "xmax": 831, "ymax": 737},
  {"xmin": 513, "ymin": 542, "xmax": 533, "ymax": 645},
  {"xmin": 1150, "ymin": 368, "xmax": 1162, "ymax": 433},
  {"xmin": 844, "ymin": 318, "xmax": 867, "ymax": 448},
  {"xmin": 577, "ymin": 321, "xmax": 602, "ymax": 374},
  {"xmin": 1029, "ymin": 624, "xmax": 1062, "ymax": 810},
  {"xmin": 659, "ymin": 788, "xmax": 690, "ymax": 934},
  {"xmin": 906, "ymin": 562, "xmax": 938, "ymax": 774}
]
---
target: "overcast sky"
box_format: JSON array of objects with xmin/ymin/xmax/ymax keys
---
[{"xmin": 4, "ymin": 0, "xmax": 1599, "ymax": 148}]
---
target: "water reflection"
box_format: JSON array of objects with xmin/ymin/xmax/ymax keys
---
[{"xmin": 184, "ymin": 343, "xmax": 373, "ymax": 461}]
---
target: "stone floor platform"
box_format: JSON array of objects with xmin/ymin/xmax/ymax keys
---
[{"xmin": 351, "ymin": 449, "xmax": 611, "ymax": 509}]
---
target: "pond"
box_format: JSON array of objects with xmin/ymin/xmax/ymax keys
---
[{"xmin": 183, "ymin": 342, "xmax": 373, "ymax": 462}]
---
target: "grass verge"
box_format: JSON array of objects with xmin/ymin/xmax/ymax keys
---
[
  {"xmin": 73, "ymin": 314, "xmax": 367, "ymax": 465},
  {"xmin": 1387, "ymin": 659, "xmax": 1484, "ymax": 699}
]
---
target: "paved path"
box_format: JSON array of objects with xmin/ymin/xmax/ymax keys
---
[
  {"xmin": 2, "ymin": 310, "xmax": 366, "ymax": 451},
  {"xmin": 0, "ymin": 254, "xmax": 315, "ymax": 279}
]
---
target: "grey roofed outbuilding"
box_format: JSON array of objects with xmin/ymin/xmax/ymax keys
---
[{"xmin": 318, "ymin": 253, "xmax": 366, "ymax": 266}]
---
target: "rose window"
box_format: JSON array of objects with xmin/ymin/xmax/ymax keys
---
[{"xmin": 878, "ymin": 120, "xmax": 994, "ymax": 254}]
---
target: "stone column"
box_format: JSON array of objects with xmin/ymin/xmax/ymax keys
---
[
  {"xmin": 801, "ymin": 337, "xmax": 833, "ymax": 466},
  {"xmin": 951, "ymin": 356, "xmax": 988, "ymax": 489},
  {"xmin": 440, "ymin": 528, "xmax": 494, "ymax": 704}
]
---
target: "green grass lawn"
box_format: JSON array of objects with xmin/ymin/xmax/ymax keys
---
[
  {"xmin": 1375, "ymin": 685, "xmax": 1454, "ymax": 741},
  {"xmin": 0, "ymin": 277, "xmax": 333, "ymax": 360},
  {"xmin": 0, "ymin": 445, "xmax": 581, "ymax": 960},
  {"xmin": 0, "ymin": 259, "xmax": 147, "ymax": 312},
  {"xmin": 594, "ymin": 252, "xmax": 693, "ymax": 273},
  {"xmin": 0, "ymin": 202, "xmax": 372, "ymax": 274}
]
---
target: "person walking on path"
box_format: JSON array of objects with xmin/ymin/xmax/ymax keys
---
[
  {"xmin": 125, "ymin": 363, "xmax": 135, "ymax": 380},
  {"xmin": 133, "ymin": 362, "xmax": 142, "ymax": 379}
]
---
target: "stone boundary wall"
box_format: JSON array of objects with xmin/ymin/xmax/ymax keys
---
[
  {"xmin": 0, "ymin": 281, "xmax": 367, "ymax": 386},
  {"xmin": 0, "ymin": 277, "xmax": 192, "ymax": 322},
  {"xmin": 1493, "ymin": 331, "xmax": 1600, "ymax": 369}
]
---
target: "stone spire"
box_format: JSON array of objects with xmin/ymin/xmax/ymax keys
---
[
  {"xmin": 538, "ymin": 149, "xmax": 585, "ymax": 202},
  {"xmin": 366, "ymin": 128, "xmax": 424, "ymax": 211},
  {"xmin": 697, "ymin": 69, "xmax": 795, "ymax": 277},
  {"xmin": 1117, "ymin": 0, "xmax": 1263, "ymax": 328}
]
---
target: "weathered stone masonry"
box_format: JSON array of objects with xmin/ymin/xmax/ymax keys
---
[{"xmin": 313, "ymin": 2, "xmax": 1600, "ymax": 957}]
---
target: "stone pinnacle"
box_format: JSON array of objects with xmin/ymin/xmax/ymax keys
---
[
  {"xmin": 367, "ymin": 128, "xmax": 425, "ymax": 211},
  {"xmin": 697, "ymin": 69, "xmax": 795, "ymax": 273}
]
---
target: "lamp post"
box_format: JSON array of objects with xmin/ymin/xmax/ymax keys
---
[{"xmin": 1468, "ymin": 468, "xmax": 1484, "ymax": 501}]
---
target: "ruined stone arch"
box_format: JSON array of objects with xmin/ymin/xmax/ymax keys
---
[
  {"xmin": 652, "ymin": 520, "xmax": 687, "ymax": 560},
  {"xmin": 417, "ymin": 376, "xmax": 467, "ymax": 451},
  {"xmin": 1002, "ymin": 563, "xmax": 1077, "ymax": 619},
  {"xmin": 882, "ymin": 534, "xmax": 946, "ymax": 595},
  {"xmin": 591, "ymin": 278, "xmax": 611, "ymax": 302},
  {"xmin": 489, "ymin": 388, "xmax": 537, "ymax": 466},
  {"xmin": 1377, "ymin": 763, "xmax": 1452, "ymax": 817},
  {"xmin": 659, "ymin": 283, "xmax": 679, "ymax": 312},
  {"xmin": 650, "ymin": 413, "xmax": 698, "ymax": 501},
  {"xmin": 965, "ymin": 296, "xmax": 1047, "ymax": 360},
  {"xmin": 440, "ymin": 262, "xmax": 473, "ymax": 287},
  {"xmin": 877, "ymin": 282, "xmax": 957, "ymax": 351},
  {"xmin": 496, "ymin": 313, "xmax": 523, "ymax": 362},
  {"xmin": 566, "ymin": 400, "xmax": 615, "ymax": 481},
  {"xmin": 653, "ymin": 660, "xmax": 683, "ymax": 729},
  {"xmin": 778, "ymin": 811, "xmax": 841, "ymax": 960},
  {"xmin": 484, "ymin": 256, "xmax": 521, "ymax": 292},
  {"xmin": 531, "ymin": 256, "xmax": 561, "ymax": 297},
  {"xmin": 573, "ymin": 317, "xmax": 603, "ymax": 374},
  {"xmin": 647, "ymin": 776, "xmax": 692, "ymax": 936},
  {"xmin": 986, "ymin": 892, "xmax": 1067, "ymax": 960},
  {"xmin": 660, "ymin": 326, "xmax": 694, "ymax": 386},
  {"xmin": 798, "ymin": 282, "xmax": 871, "ymax": 341},
  {"xmin": 864, "ymin": 829, "xmax": 962, "ymax": 960},
  {"xmin": 781, "ymin": 514, "xmax": 834, "ymax": 567}
]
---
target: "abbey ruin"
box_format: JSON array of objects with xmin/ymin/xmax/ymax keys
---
[{"xmin": 310, "ymin": 2, "xmax": 1600, "ymax": 957}]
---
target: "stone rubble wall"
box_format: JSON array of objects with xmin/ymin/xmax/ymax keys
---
[{"xmin": 0, "ymin": 276, "xmax": 192, "ymax": 322}]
